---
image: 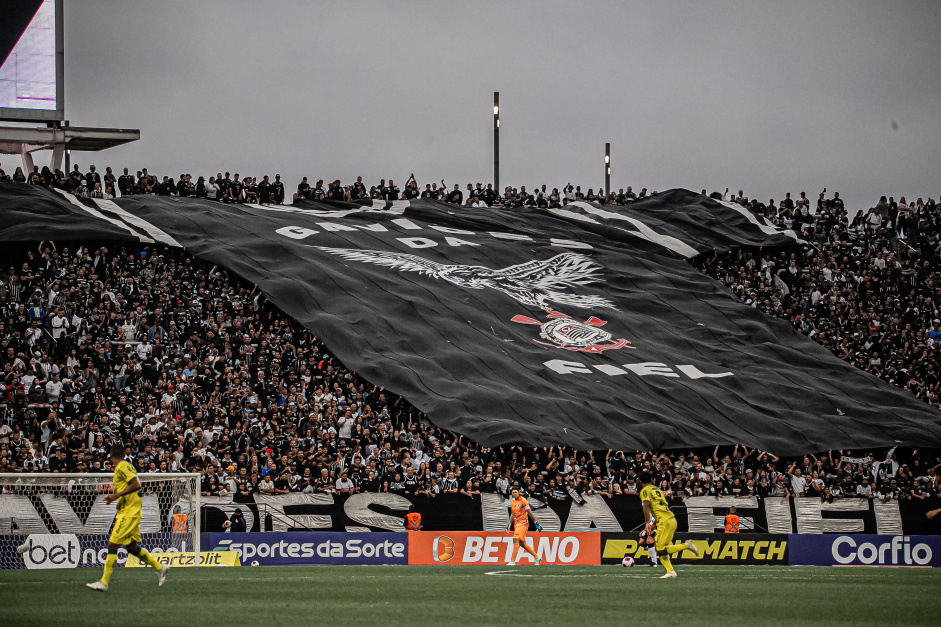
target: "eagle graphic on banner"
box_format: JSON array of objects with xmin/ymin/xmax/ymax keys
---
[{"xmin": 314, "ymin": 247, "xmax": 615, "ymax": 311}]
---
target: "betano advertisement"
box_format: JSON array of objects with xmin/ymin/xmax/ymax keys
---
[{"xmin": 408, "ymin": 532, "xmax": 600, "ymax": 566}]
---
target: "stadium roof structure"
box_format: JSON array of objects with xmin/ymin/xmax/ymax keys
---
[{"xmin": 0, "ymin": 124, "xmax": 139, "ymax": 173}]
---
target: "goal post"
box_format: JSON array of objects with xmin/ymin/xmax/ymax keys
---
[{"xmin": 0, "ymin": 473, "xmax": 200, "ymax": 570}]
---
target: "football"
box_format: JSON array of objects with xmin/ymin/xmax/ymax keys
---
[
  {"xmin": 621, "ymin": 556, "xmax": 634, "ymax": 567},
  {"xmin": 16, "ymin": 543, "xmax": 28, "ymax": 555},
  {"xmin": 250, "ymin": 560, "xmax": 260, "ymax": 566}
]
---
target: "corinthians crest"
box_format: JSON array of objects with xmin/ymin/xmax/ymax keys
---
[
  {"xmin": 511, "ymin": 310, "xmax": 632, "ymax": 353},
  {"xmin": 313, "ymin": 246, "xmax": 633, "ymax": 353}
]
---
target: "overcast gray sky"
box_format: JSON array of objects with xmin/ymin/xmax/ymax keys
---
[{"xmin": 57, "ymin": 0, "xmax": 940, "ymax": 211}]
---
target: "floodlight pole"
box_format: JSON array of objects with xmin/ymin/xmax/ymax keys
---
[
  {"xmin": 493, "ymin": 92, "xmax": 500, "ymax": 194},
  {"xmin": 64, "ymin": 120, "xmax": 70, "ymax": 173},
  {"xmin": 605, "ymin": 142, "xmax": 611, "ymax": 202}
]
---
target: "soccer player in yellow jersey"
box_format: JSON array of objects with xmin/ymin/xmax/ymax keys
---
[
  {"xmin": 506, "ymin": 487, "xmax": 542, "ymax": 566},
  {"xmin": 87, "ymin": 445, "xmax": 169, "ymax": 591},
  {"xmin": 638, "ymin": 470, "xmax": 698, "ymax": 578}
]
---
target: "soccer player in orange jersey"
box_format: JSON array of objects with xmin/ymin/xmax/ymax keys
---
[{"xmin": 506, "ymin": 487, "xmax": 542, "ymax": 566}]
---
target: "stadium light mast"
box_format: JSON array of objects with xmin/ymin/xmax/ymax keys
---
[
  {"xmin": 493, "ymin": 91, "xmax": 500, "ymax": 194},
  {"xmin": 605, "ymin": 142, "xmax": 611, "ymax": 201}
]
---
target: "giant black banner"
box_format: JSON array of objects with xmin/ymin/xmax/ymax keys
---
[{"xmin": 2, "ymin": 185, "xmax": 941, "ymax": 453}]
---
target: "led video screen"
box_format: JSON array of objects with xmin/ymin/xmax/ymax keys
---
[{"xmin": 0, "ymin": 0, "xmax": 62, "ymax": 121}]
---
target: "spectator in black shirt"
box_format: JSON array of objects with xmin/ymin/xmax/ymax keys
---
[
  {"xmin": 295, "ymin": 177, "xmax": 311, "ymax": 201},
  {"xmin": 327, "ymin": 180, "xmax": 345, "ymax": 201},
  {"xmin": 310, "ymin": 180, "xmax": 326, "ymax": 200},
  {"xmin": 272, "ymin": 175, "xmax": 284, "ymax": 204},
  {"xmin": 223, "ymin": 509, "xmax": 247, "ymax": 532},
  {"xmin": 226, "ymin": 174, "xmax": 243, "ymax": 203},
  {"xmin": 258, "ymin": 176, "xmax": 272, "ymax": 205},
  {"xmin": 351, "ymin": 176, "xmax": 367, "ymax": 200},
  {"xmin": 85, "ymin": 165, "xmax": 101, "ymax": 191}
]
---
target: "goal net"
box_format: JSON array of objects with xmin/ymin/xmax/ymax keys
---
[{"xmin": 0, "ymin": 473, "xmax": 200, "ymax": 570}]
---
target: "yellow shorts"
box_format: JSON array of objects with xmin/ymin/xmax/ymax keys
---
[
  {"xmin": 513, "ymin": 524, "xmax": 528, "ymax": 542},
  {"xmin": 109, "ymin": 515, "xmax": 142, "ymax": 545},
  {"xmin": 654, "ymin": 516, "xmax": 677, "ymax": 552}
]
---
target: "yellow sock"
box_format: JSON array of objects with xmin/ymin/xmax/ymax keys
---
[
  {"xmin": 661, "ymin": 555, "xmax": 675, "ymax": 574},
  {"xmin": 137, "ymin": 548, "xmax": 162, "ymax": 571},
  {"xmin": 101, "ymin": 553, "xmax": 117, "ymax": 586},
  {"xmin": 666, "ymin": 543, "xmax": 686, "ymax": 555}
]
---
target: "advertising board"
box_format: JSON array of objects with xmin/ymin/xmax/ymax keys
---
[
  {"xmin": 601, "ymin": 533, "xmax": 788, "ymax": 565},
  {"xmin": 0, "ymin": 533, "xmax": 189, "ymax": 569},
  {"xmin": 789, "ymin": 534, "xmax": 941, "ymax": 567},
  {"xmin": 125, "ymin": 551, "xmax": 240, "ymax": 568},
  {"xmin": 407, "ymin": 532, "xmax": 599, "ymax": 566},
  {"xmin": 204, "ymin": 532, "xmax": 408, "ymax": 566}
]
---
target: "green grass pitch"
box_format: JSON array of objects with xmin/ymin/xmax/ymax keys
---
[{"xmin": 2, "ymin": 565, "xmax": 939, "ymax": 626}]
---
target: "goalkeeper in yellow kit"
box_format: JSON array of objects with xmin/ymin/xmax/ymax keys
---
[
  {"xmin": 638, "ymin": 470, "xmax": 698, "ymax": 578},
  {"xmin": 87, "ymin": 444, "xmax": 169, "ymax": 591}
]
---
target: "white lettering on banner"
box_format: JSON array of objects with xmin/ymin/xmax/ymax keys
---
[
  {"xmin": 445, "ymin": 237, "xmax": 479, "ymax": 247},
  {"xmin": 214, "ymin": 538, "xmax": 403, "ymax": 561},
  {"xmin": 391, "ymin": 218, "xmax": 422, "ymax": 230},
  {"xmin": 464, "ymin": 537, "xmax": 485, "ymax": 562},
  {"xmin": 483, "ymin": 537, "xmax": 502, "ymax": 562},
  {"xmin": 344, "ymin": 493, "xmax": 410, "ymax": 531},
  {"xmin": 550, "ymin": 238, "xmax": 593, "ymax": 250},
  {"xmin": 544, "ymin": 360, "xmax": 734, "ymax": 381},
  {"xmin": 831, "ymin": 536, "xmax": 932, "ymax": 566},
  {"xmin": 563, "ymin": 495, "xmax": 623, "ymax": 532},
  {"xmin": 398, "ymin": 237, "xmax": 437, "ymax": 249},
  {"xmin": 490, "ymin": 232, "xmax": 533, "ymax": 242},
  {"xmin": 246, "ymin": 199, "xmax": 407, "ymax": 219},
  {"xmin": 276, "ymin": 225, "xmax": 318, "ymax": 239},
  {"xmin": 544, "ymin": 360, "xmax": 592, "ymax": 375},
  {"xmin": 625, "ymin": 362, "xmax": 680, "ymax": 377},
  {"xmin": 356, "ymin": 223, "xmax": 389, "ymax": 232},
  {"xmin": 38, "ymin": 493, "xmax": 116, "ymax": 534},
  {"xmin": 676, "ymin": 365, "xmax": 734, "ymax": 380},
  {"xmin": 20, "ymin": 534, "xmax": 80, "ymax": 569},
  {"xmin": 459, "ymin": 536, "xmax": 582, "ymax": 564},
  {"xmin": 275, "ymin": 217, "xmax": 592, "ymax": 250},
  {"xmin": 318, "ymin": 222, "xmax": 358, "ymax": 232},
  {"xmin": 0, "ymin": 494, "xmax": 50, "ymax": 533},
  {"xmin": 430, "ymin": 225, "xmax": 476, "ymax": 235},
  {"xmin": 254, "ymin": 494, "xmax": 334, "ymax": 532}
]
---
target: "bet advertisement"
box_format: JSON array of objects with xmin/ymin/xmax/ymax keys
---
[
  {"xmin": 0, "ymin": 533, "xmax": 191, "ymax": 570},
  {"xmin": 789, "ymin": 534, "xmax": 941, "ymax": 567},
  {"xmin": 601, "ymin": 533, "xmax": 789, "ymax": 566},
  {"xmin": 408, "ymin": 531, "xmax": 600, "ymax": 566},
  {"xmin": 205, "ymin": 532, "xmax": 408, "ymax": 566}
]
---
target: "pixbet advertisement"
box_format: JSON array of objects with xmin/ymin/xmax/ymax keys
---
[
  {"xmin": 407, "ymin": 532, "xmax": 600, "ymax": 565},
  {"xmin": 601, "ymin": 533, "xmax": 788, "ymax": 566},
  {"xmin": 789, "ymin": 534, "xmax": 941, "ymax": 567},
  {"xmin": 204, "ymin": 532, "xmax": 408, "ymax": 566}
]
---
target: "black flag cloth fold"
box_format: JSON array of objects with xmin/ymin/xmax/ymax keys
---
[{"xmin": 2, "ymin": 184, "xmax": 940, "ymax": 454}]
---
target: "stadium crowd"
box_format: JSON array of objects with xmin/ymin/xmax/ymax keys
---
[
  {"xmin": 0, "ymin": 161, "xmax": 649, "ymax": 208},
  {"xmin": 0, "ymin": 166, "xmax": 940, "ymax": 509}
]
